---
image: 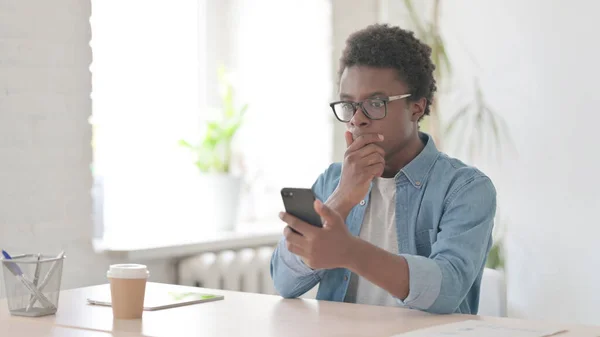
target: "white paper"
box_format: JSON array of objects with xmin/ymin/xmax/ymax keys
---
[{"xmin": 390, "ymin": 320, "xmax": 566, "ymax": 337}]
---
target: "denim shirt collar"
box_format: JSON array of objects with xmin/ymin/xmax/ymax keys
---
[{"xmin": 396, "ymin": 132, "xmax": 440, "ymax": 189}]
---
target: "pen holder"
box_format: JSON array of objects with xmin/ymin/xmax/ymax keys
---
[{"xmin": 1, "ymin": 253, "xmax": 66, "ymax": 317}]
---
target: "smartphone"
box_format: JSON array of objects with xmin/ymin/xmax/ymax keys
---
[{"xmin": 280, "ymin": 188, "xmax": 323, "ymax": 228}]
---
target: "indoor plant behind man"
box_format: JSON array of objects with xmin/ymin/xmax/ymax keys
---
[{"xmin": 270, "ymin": 24, "xmax": 496, "ymax": 315}]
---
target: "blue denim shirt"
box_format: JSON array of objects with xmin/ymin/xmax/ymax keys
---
[{"xmin": 270, "ymin": 132, "xmax": 496, "ymax": 314}]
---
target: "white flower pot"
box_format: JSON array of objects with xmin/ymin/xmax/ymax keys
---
[{"xmin": 197, "ymin": 173, "xmax": 242, "ymax": 231}]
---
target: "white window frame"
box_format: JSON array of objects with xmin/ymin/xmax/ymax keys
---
[{"xmin": 91, "ymin": 0, "xmax": 334, "ymax": 246}]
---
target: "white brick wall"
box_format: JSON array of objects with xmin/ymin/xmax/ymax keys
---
[{"xmin": 0, "ymin": 0, "xmax": 174, "ymax": 297}]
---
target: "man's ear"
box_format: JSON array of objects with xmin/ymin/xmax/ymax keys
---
[{"xmin": 409, "ymin": 97, "xmax": 427, "ymax": 122}]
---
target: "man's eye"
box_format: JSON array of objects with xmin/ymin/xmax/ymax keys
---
[
  {"xmin": 341, "ymin": 103, "xmax": 354, "ymax": 111},
  {"xmin": 369, "ymin": 100, "xmax": 385, "ymax": 108}
]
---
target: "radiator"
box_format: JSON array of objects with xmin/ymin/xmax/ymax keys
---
[
  {"xmin": 177, "ymin": 246, "xmax": 318, "ymax": 298},
  {"xmin": 177, "ymin": 246, "xmax": 278, "ymax": 295}
]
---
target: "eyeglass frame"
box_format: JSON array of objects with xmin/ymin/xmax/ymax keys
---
[{"xmin": 329, "ymin": 93, "xmax": 412, "ymax": 123}]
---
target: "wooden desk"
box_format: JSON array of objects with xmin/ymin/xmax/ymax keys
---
[
  {"xmin": 3, "ymin": 319, "xmax": 137, "ymax": 337},
  {"xmin": 2, "ymin": 282, "xmax": 600, "ymax": 337}
]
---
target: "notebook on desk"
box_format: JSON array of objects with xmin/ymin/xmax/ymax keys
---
[{"xmin": 87, "ymin": 290, "xmax": 224, "ymax": 311}]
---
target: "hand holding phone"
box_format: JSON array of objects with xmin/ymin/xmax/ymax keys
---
[{"xmin": 279, "ymin": 188, "xmax": 356, "ymax": 270}]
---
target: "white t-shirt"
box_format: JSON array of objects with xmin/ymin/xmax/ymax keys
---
[{"xmin": 344, "ymin": 177, "xmax": 400, "ymax": 307}]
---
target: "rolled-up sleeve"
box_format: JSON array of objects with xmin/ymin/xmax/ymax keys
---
[
  {"xmin": 397, "ymin": 254, "xmax": 443, "ymax": 309},
  {"xmin": 270, "ymin": 237, "xmax": 321, "ymax": 298},
  {"xmin": 397, "ymin": 176, "xmax": 496, "ymax": 314}
]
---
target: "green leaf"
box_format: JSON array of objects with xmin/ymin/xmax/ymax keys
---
[
  {"xmin": 178, "ymin": 139, "xmax": 195, "ymax": 149},
  {"xmin": 223, "ymin": 85, "xmax": 235, "ymax": 118},
  {"xmin": 444, "ymin": 104, "xmax": 471, "ymax": 138},
  {"xmin": 238, "ymin": 103, "xmax": 249, "ymax": 117},
  {"xmin": 184, "ymin": 65, "xmax": 249, "ymax": 174},
  {"xmin": 217, "ymin": 64, "xmax": 227, "ymax": 88},
  {"xmin": 486, "ymin": 241, "xmax": 504, "ymax": 270},
  {"xmin": 403, "ymin": 0, "xmax": 427, "ymax": 39},
  {"xmin": 224, "ymin": 121, "xmax": 242, "ymax": 140},
  {"xmin": 485, "ymin": 107, "xmax": 502, "ymax": 163},
  {"xmin": 436, "ymin": 35, "xmax": 452, "ymax": 76},
  {"xmin": 194, "ymin": 161, "xmax": 209, "ymax": 173},
  {"xmin": 203, "ymin": 122, "xmax": 225, "ymax": 147}
]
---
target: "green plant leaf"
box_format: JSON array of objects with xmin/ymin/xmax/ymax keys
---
[
  {"xmin": 223, "ymin": 85, "xmax": 235, "ymax": 118},
  {"xmin": 239, "ymin": 103, "xmax": 249, "ymax": 117},
  {"xmin": 436, "ymin": 35, "xmax": 452, "ymax": 77},
  {"xmin": 178, "ymin": 139, "xmax": 195, "ymax": 149},
  {"xmin": 204, "ymin": 122, "xmax": 225, "ymax": 146},
  {"xmin": 485, "ymin": 107, "xmax": 503, "ymax": 163},
  {"xmin": 184, "ymin": 65, "xmax": 249, "ymax": 174},
  {"xmin": 486, "ymin": 242, "xmax": 504, "ymax": 270},
  {"xmin": 225, "ymin": 122, "xmax": 242, "ymax": 139},
  {"xmin": 403, "ymin": 0, "xmax": 427, "ymax": 39},
  {"xmin": 444, "ymin": 104, "xmax": 470, "ymax": 138}
]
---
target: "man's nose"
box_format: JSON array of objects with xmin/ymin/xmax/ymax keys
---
[{"xmin": 350, "ymin": 106, "xmax": 371, "ymax": 127}]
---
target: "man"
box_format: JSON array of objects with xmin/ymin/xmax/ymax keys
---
[{"xmin": 270, "ymin": 24, "xmax": 496, "ymax": 315}]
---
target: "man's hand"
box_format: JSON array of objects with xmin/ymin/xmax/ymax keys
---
[
  {"xmin": 280, "ymin": 199, "xmax": 357, "ymax": 270},
  {"xmin": 331, "ymin": 131, "xmax": 385, "ymax": 212}
]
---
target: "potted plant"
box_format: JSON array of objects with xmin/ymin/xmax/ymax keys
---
[{"xmin": 179, "ymin": 66, "xmax": 248, "ymax": 231}]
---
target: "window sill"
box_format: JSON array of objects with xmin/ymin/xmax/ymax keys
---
[{"xmin": 92, "ymin": 221, "xmax": 283, "ymax": 261}]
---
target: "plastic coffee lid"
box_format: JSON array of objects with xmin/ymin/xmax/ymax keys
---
[{"xmin": 106, "ymin": 264, "xmax": 149, "ymax": 279}]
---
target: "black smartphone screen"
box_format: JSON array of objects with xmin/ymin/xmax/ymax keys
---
[{"xmin": 280, "ymin": 188, "xmax": 323, "ymax": 228}]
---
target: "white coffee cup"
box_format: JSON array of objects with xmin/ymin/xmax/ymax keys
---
[{"xmin": 106, "ymin": 264, "xmax": 149, "ymax": 319}]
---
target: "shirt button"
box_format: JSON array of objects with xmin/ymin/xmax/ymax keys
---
[
  {"xmin": 415, "ymin": 181, "xmax": 421, "ymax": 186},
  {"xmin": 344, "ymin": 275, "xmax": 348, "ymax": 281},
  {"xmin": 360, "ymin": 200, "xmax": 366, "ymax": 206}
]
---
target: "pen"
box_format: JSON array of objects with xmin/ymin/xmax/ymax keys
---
[
  {"xmin": 28, "ymin": 253, "xmax": 42, "ymax": 307},
  {"xmin": 33, "ymin": 253, "xmax": 41, "ymax": 286},
  {"xmin": 1, "ymin": 250, "xmax": 55, "ymax": 310},
  {"xmin": 25, "ymin": 250, "xmax": 65, "ymax": 311}
]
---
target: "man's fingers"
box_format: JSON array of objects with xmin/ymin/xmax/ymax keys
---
[
  {"xmin": 362, "ymin": 152, "xmax": 385, "ymax": 166},
  {"xmin": 346, "ymin": 133, "xmax": 384, "ymax": 153},
  {"xmin": 344, "ymin": 145, "xmax": 385, "ymax": 172},
  {"xmin": 279, "ymin": 212, "xmax": 318, "ymax": 237},
  {"xmin": 344, "ymin": 131, "xmax": 354, "ymax": 148},
  {"xmin": 355, "ymin": 143, "xmax": 386, "ymax": 159},
  {"xmin": 283, "ymin": 226, "xmax": 307, "ymax": 246},
  {"xmin": 283, "ymin": 227, "xmax": 308, "ymax": 257},
  {"xmin": 314, "ymin": 199, "xmax": 341, "ymax": 228},
  {"xmin": 286, "ymin": 241, "xmax": 306, "ymax": 256},
  {"xmin": 366, "ymin": 162, "xmax": 385, "ymax": 178}
]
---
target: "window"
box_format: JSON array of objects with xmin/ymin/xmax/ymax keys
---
[{"xmin": 91, "ymin": 0, "xmax": 333, "ymax": 242}]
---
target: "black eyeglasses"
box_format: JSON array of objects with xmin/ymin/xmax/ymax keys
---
[{"xmin": 329, "ymin": 94, "xmax": 412, "ymax": 123}]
